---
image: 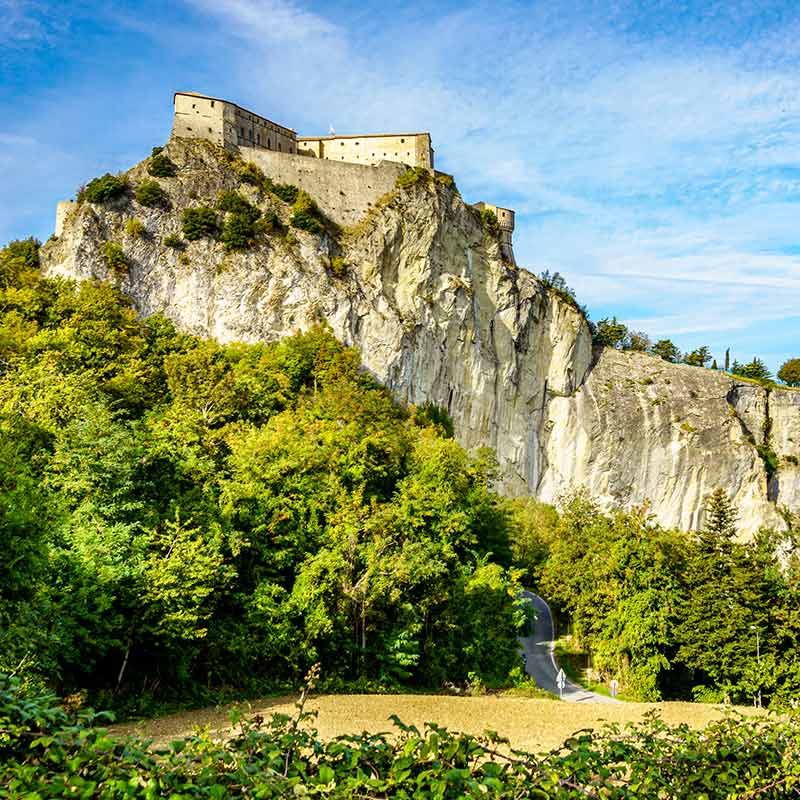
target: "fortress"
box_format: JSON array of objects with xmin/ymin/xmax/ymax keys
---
[
  {"xmin": 171, "ymin": 92, "xmax": 515, "ymax": 262},
  {"xmin": 57, "ymin": 91, "xmax": 515, "ymax": 262}
]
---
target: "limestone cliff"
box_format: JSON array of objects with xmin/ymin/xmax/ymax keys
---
[{"xmin": 41, "ymin": 138, "xmax": 799, "ymax": 534}]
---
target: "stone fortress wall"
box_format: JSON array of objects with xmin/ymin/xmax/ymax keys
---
[
  {"xmin": 82, "ymin": 90, "xmax": 516, "ymax": 258},
  {"xmin": 297, "ymin": 132, "xmax": 433, "ymax": 170}
]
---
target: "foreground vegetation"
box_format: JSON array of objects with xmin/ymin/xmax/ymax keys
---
[
  {"xmin": 3, "ymin": 674, "xmax": 799, "ymax": 798},
  {"xmin": 0, "ymin": 238, "xmax": 521, "ymax": 715}
]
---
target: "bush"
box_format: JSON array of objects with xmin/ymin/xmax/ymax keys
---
[
  {"xmin": 135, "ymin": 179, "xmax": 168, "ymax": 208},
  {"xmin": 221, "ymin": 213, "xmax": 259, "ymax": 252},
  {"xmin": 396, "ymin": 167, "xmax": 431, "ymax": 190},
  {"xmin": 290, "ymin": 190, "xmax": 324, "ymax": 234},
  {"xmin": 217, "ymin": 191, "xmax": 256, "ymax": 216},
  {"xmin": 479, "ymin": 208, "xmax": 500, "ymax": 235},
  {"xmin": 257, "ymin": 210, "xmax": 280, "ymax": 234},
  {"xmin": 329, "ymin": 256, "xmax": 347, "ymax": 277},
  {"xmin": 125, "ymin": 218, "xmax": 146, "ymax": 238},
  {"xmin": 594, "ymin": 317, "xmax": 630, "ymax": 349},
  {"xmin": 148, "ymin": 152, "xmax": 177, "ymax": 177},
  {"xmin": 164, "ymin": 233, "xmax": 184, "ymax": 249},
  {"xmin": 732, "ymin": 358, "xmax": 772, "ymax": 383},
  {"xmin": 77, "ymin": 173, "xmax": 127, "ymax": 204},
  {"xmin": 272, "ymin": 182, "xmax": 300, "ymax": 204},
  {"xmin": 537, "ymin": 270, "xmax": 587, "ymax": 317},
  {"xmin": 235, "ymin": 160, "xmax": 266, "ymax": 186},
  {"xmin": 102, "ymin": 241, "xmax": 128, "ymax": 274},
  {"xmin": 182, "ymin": 207, "xmax": 218, "ymax": 240},
  {"xmin": 4, "ymin": 675, "xmax": 800, "ymax": 799}
]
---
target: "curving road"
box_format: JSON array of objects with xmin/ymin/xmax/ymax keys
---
[{"xmin": 518, "ymin": 591, "xmax": 619, "ymax": 703}]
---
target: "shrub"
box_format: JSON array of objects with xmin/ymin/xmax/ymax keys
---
[
  {"xmin": 135, "ymin": 179, "xmax": 168, "ymax": 208},
  {"xmin": 436, "ymin": 173, "xmax": 456, "ymax": 189},
  {"xmin": 148, "ymin": 152, "xmax": 177, "ymax": 177},
  {"xmin": 125, "ymin": 218, "xmax": 146, "ymax": 238},
  {"xmin": 235, "ymin": 159, "xmax": 266, "ymax": 186},
  {"xmin": 221, "ymin": 212, "xmax": 259, "ymax": 252},
  {"xmin": 182, "ymin": 207, "xmax": 218, "ymax": 240},
  {"xmin": 756, "ymin": 443, "xmax": 779, "ymax": 479},
  {"xmin": 396, "ymin": 167, "xmax": 431, "ymax": 190},
  {"xmin": 290, "ymin": 190, "xmax": 324, "ymax": 234},
  {"xmin": 77, "ymin": 173, "xmax": 127, "ymax": 204},
  {"xmin": 217, "ymin": 191, "xmax": 256, "ymax": 216},
  {"xmin": 479, "ymin": 208, "xmax": 500, "ymax": 235},
  {"xmin": 164, "ymin": 234, "xmax": 185, "ymax": 249},
  {"xmin": 329, "ymin": 256, "xmax": 347, "ymax": 277},
  {"xmin": 272, "ymin": 182, "xmax": 300, "ymax": 204},
  {"xmin": 257, "ymin": 210, "xmax": 280, "ymax": 234},
  {"xmin": 151, "ymin": 146, "xmax": 164, "ymax": 156},
  {"xmin": 537, "ymin": 270, "xmax": 587, "ymax": 316},
  {"xmin": 102, "ymin": 241, "xmax": 128, "ymax": 274}
]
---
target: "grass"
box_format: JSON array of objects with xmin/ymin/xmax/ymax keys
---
[{"xmin": 114, "ymin": 693, "xmax": 762, "ymax": 754}]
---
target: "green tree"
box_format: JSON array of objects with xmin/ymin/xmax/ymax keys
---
[
  {"xmin": 777, "ymin": 358, "xmax": 800, "ymax": 387},
  {"xmin": 594, "ymin": 317, "xmax": 629, "ymax": 349},
  {"xmin": 684, "ymin": 346, "xmax": 712, "ymax": 367},
  {"xmin": 732, "ymin": 357, "xmax": 772, "ymax": 382},
  {"xmin": 651, "ymin": 339, "xmax": 681, "ymax": 363}
]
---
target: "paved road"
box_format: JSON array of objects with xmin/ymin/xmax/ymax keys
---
[{"xmin": 518, "ymin": 591, "xmax": 619, "ymax": 703}]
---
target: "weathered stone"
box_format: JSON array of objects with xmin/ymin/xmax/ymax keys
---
[{"xmin": 41, "ymin": 138, "xmax": 799, "ymax": 535}]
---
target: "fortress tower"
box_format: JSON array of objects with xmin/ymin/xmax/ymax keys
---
[{"xmin": 471, "ymin": 202, "xmax": 516, "ymax": 264}]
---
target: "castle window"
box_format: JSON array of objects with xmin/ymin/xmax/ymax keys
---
[
  {"xmin": 208, "ymin": 127, "xmax": 212, "ymax": 133},
  {"xmin": 341, "ymin": 142, "xmax": 344, "ymax": 146},
  {"xmin": 278, "ymin": 143, "xmax": 282, "ymax": 151},
  {"xmin": 192, "ymin": 103, "xmax": 196, "ymax": 108},
  {"xmin": 256, "ymin": 133, "xmax": 260, "ymax": 144},
  {"xmin": 400, "ymin": 138, "xmax": 405, "ymax": 143},
  {"xmin": 267, "ymin": 138, "xmax": 271, "ymax": 149},
  {"xmin": 210, "ymin": 100, "xmax": 215, "ymax": 107},
  {"xmin": 240, "ymin": 126, "xmax": 244, "ymax": 137}
]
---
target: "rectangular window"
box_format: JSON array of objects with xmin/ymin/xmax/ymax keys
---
[{"xmin": 210, "ymin": 100, "xmax": 215, "ymax": 107}]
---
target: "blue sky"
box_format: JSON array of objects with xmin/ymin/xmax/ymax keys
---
[{"xmin": 2, "ymin": 0, "xmax": 799, "ymax": 373}]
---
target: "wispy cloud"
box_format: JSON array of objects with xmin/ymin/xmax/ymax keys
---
[{"xmin": 1, "ymin": 0, "xmax": 798, "ymax": 368}]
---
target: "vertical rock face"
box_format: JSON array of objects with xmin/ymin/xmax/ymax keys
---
[{"xmin": 41, "ymin": 138, "xmax": 798, "ymax": 534}]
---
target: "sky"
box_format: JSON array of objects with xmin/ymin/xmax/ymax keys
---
[{"xmin": 2, "ymin": 0, "xmax": 799, "ymax": 373}]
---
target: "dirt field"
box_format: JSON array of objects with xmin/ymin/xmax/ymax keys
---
[{"xmin": 115, "ymin": 694, "xmax": 759, "ymax": 753}]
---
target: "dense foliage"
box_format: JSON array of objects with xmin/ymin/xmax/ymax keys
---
[
  {"xmin": 516, "ymin": 491, "xmax": 800, "ymax": 705},
  {"xmin": 182, "ymin": 207, "xmax": 218, "ymax": 240},
  {"xmin": 779, "ymin": 358, "xmax": 800, "ymax": 387},
  {"xmin": 2, "ymin": 674, "xmax": 799, "ymax": 798},
  {"xmin": 0, "ymin": 240, "xmax": 521, "ymax": 710},
  {"xmin": 77, "ymin": 174, "xmax": 128, "ymax": 205},
  {"xmin": 147, "ymin": 151, "xmax": 177, "ymax": 178},
  {"xmin": 134, "ymin": 179, "xmax": 168, "ymax": 208}
]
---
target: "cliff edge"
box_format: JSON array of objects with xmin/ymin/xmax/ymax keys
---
[{"xmin": 41, "ymin": 138, "xmax": 798, "ymax": 533}]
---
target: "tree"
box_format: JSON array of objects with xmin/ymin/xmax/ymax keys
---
[
  {"xmin": 725, "ymin": 348, "xmax": 730, "ymax": 371},
  {"xmin": 732, "ymin": 358, "xmax": 772, "ymax": 382},
  {"xmin": 684, "ymin": 346, "xmax": 712, "ymax": 368},
  {"xmin": 650, "ymin": 339, "xmax": 681, "ymax": 363},
  {"xmin": 627, "ymin": 331, "xmax": 652, "ymax": 352},
  {"xmin": 594, "ymin": 317, "xmax": 629, "ymax": 349},
  {"xmin": 777, "ymin": 358, "xmax": 800, "ymax": 387}
]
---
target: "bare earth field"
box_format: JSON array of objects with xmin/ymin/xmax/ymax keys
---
[{"xmin": 115, "ymin": 694, "xmax": 759, "ymax": 753}]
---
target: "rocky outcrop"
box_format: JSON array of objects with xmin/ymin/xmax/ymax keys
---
[{"xmin": 41, "ymin": 138, "xmax": 798, "ymax": 534}]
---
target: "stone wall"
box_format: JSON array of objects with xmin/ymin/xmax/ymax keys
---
[
  {"xmin": 239, "ymin": 145, "xmax": 407, "ymax": 227},
  {"xmin": 297, "ymin": 133, "xmax": 433, "ymax": 170},
  {"xmin": 173, "ymin": 92, "xmax": 296, "ymax": 153}
]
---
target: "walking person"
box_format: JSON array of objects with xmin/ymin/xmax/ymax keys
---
[{"xmin": 610, "ymin": 678, "xmax": 619, "ymax": 698}]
